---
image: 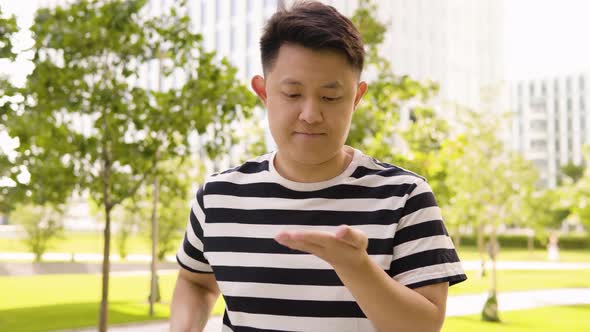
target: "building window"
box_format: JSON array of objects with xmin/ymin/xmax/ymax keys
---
[
  {"xmin": 567, "ymin": 98, "xmax": 572, "ymax": 111},
  {"xmin": 580, "ymin": 75, "xmax": 585, "ymax": 91},
  {"xmin": 230, "ymin": 26, "xmax": 235, "ymax": 52},
  {"xmin": 246, "ymin": 21, "xmax": 251, "ymax": 50},
  {"xmin": 554, "ymin": 79, "xmax": 559, "ymax": 96},
  {"xmin": 216, "ymin": 28, "xmax": 223, "ymax": 52},
  {"xmin": 531, "ymin": 139, "xmax": 547, "ymax": 151},
  {"xmin": 529, "ymin": 82, "xmax": 535, "ymax": 97},
  {"xmin": 200, "ymin": 0, "xmax": 206, "ymax": 25},
  {"xmin": 216, "ymin": 0, "xmax": 222, "ymax": 21},
  {"xmin": 566, "ymin": 77, "xmax": 572, "ymax": 93},
  {"xmin": 248, "ymin": 22, "xmax": 257, "ymax": 48},
  {"xmin": 231, "ymin": 0, "xmax": 238, "ymax": 17},
  {"xmin": 541, "ymin": 82, "xmax": 547, "ymax": 95},
  {"xmin": 531, "ymin": 119, "xmax": 547, "ymax": 131},
  {"xmin": 517, "ymin": 83, "xmax": 523, "ymax": 97}
]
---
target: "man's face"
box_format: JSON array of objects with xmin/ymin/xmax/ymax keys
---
[{"xmin": 252, "ymin": 43, "xmax": 367, "ymax": 165}]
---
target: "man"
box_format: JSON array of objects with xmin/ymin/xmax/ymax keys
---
[{"xmin": 171, "ymin": 2, "xmax": 466, "ymax": 331}]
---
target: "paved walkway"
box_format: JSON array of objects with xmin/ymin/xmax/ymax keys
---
[
  {"xmin": 58, "ymin": 287, "xmax": 590, "ymax": 332},
  {"xmin": 461, "ymin": 260, "xmax": 590, "ymax": 271},
  {"xmin": 3, "ymin": 251, "xmax": 590, "ymax": 276}
]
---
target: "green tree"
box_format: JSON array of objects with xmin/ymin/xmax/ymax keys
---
[
  {"xmin": 10, "ymin": 203, "xmax": 64, "ymax": 262},
  {"xmin": 347, "ymin": 0, "xmax": 451, "ymax": 216},
  {"xmin": 560, "ymin": 161, "xmax": 585, "ymax": 184},
  {"xmin": 443, "ymin": 109, "xmax": 539, "ymax": 322},
  {"xmin": 5, "ymin": 1, "xmax": 255, "ymax": 330},
  {"xmin": 0, "ymin": 4, "xmax": 21, "ymax": 213},
  {"xmin": 347, "ymin": 0, "xmax": 442, "ymax": 163},
  {"xmin": 0, "ymin": 5, "xmax": 17, "ymax": 61},
  {"xmin": 570, "ymin": 146, "xmax": 590, "ymax": 229}
]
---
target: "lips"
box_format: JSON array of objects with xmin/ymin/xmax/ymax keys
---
[{"xmin": 294, "ymin": 132, "xmax": 325, "ymax": 136}]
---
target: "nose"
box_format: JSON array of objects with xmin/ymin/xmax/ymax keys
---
[{"xmin": 298, "ymin": 99, "xmax": 323, "ymax": 124}]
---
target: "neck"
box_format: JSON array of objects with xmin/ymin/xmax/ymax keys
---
[{"xmin": 274, "ymin": 146, "xmax": 354, "ymax": 183}]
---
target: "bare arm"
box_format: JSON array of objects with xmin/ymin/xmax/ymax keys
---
[
  {"xmin": 276, "ymin": 226, "xmax": 449, "ymax": 332},
  {"xmin": 336, "ymin": 255, "xmax": 448, "ymax": 332},
  {"xmin": 170, "ymin": 268, "xmax": 220, "ymax": 332}
]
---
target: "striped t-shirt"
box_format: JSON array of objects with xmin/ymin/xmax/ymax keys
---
[{"xmin": 176, "ymin": 148, "xmax": 466, "ymax": 332}]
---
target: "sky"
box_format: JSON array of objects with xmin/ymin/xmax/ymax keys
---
[{"xmin": 503, "ymin": 0, "xmax": 590, "ymax": 80}]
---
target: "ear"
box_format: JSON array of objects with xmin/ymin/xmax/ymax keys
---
[
  {"xmin": 353, "ymin": 81, "xmax": 368, "ymax": 109},
  {"xmin": 251, "ymin": 75, "xmax": 268, "ymax": 106}
]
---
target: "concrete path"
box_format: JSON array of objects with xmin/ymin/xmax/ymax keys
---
[
  {"xmin": 446, "ymin": 287, "xmax": 590, "ymax": 316},
  {"xmin": 461, "ymin": 260, "xmax": 590, "ymax": 271},
  {"xmin": 2, "ymin": 250, "xmax": 590, "ymax": 276},
  {"xmin": 58, "ymin": 288, "xmax": 590, "ymax": 332}
]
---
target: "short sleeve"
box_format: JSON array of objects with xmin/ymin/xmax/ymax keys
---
[
  {"xmin": 389, "ymin": 180, "xmax": 466, "ymax": 288},
  {"xmin": 176, "ymin": 186, "xmax": 214, "ymax": 273}
]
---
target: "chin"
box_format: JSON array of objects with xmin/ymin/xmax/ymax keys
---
[{"xmin": 288, "ymin": 146, "xmax": 338, "ymax": 165}]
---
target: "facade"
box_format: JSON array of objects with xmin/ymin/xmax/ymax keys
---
[
  {"xmin": 510, "ymin": 72, "xmax": 590, "ymax": 188},
  {"xmin": 319, "ymin": 0, "xmax": 505, "ymax": 115},
  {"xmin": 194, "ymin": 0, "xmax": 279, "ymax": 80},
  {"xmin": 194, "ymin": 0, "xmax": 504, "ymax": 117}
]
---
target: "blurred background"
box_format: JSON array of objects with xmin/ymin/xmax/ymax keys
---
[{"xmin": 0, "ymin": 0, "xmax": 589, "ymax": 331}]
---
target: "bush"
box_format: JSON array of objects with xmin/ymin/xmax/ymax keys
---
[
  {"xmin": 458, "ymin": 233, "xmax": 590, "ymax": 250},
  {"xmin": 10, "ymin": 203, "xmax": 64, "ymax": 261}
]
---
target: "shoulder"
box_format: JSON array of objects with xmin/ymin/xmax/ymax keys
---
[
  {"xmin": 351, "ymin": 152, "xmax": 427, "ymax": 188},
  {"xmin": 202, "ymin": 153, "xmax": 273, "ymax": 189}
]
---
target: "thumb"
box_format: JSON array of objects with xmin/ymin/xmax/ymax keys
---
[{"xmin": 335, "ymin": 225, "xmax": 367, "ymax": 249}]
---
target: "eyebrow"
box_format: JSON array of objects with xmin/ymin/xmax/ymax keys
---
[{"xmin": 279, "ymin": 78, "xmax": 343, "ymax": 89}]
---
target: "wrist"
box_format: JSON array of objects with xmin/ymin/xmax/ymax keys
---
[{"xmin": 333, "ymin": 252, "xmax": 372, "ymax": 278}]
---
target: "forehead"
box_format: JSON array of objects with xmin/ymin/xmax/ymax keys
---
[{"xmin": 267, "ymin": 43, "xmax": 359, "ymax": 85}]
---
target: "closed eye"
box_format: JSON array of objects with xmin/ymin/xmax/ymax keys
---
[
  {"xmin": 322, "ymin": 96, "xmax": 342, "ymax": 102},
  {"xmin": 283, "ymin": 93, "xmax": 301, "ymax": 99}
]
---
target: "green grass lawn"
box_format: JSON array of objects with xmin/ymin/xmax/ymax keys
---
[
  {"xmin": 455, "ymin": 246, "xmax": 590, "ymax": 262},
  {"xmin": 442, "ymin": 305, "xmax": 590, "ymax": 331},
  {"xmin": 1, "ymin": 269, "xmax": 589, "ymax": 331},
  {"xmin": 450, "ymin": 269, "xmax": 590, "ymax": 295},
  {"xmin": 0, "ymin": 271, "xmax": 588, "ymax": 331},
  {"xmin": 0, "ymin": 272, "xmax": 224, "ymax": 332},
  {"xmin": 0, "ymin": 232, "xmax": 152, "ymax": 255}
]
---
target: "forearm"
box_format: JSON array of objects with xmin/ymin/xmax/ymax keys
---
[
  {"xmin": 170, "ymin": 274, "xmax": 219, "ymax": 332},
  {"xmin": 335, "ymin": 257, "xmax": 445, "ymax": 332}
]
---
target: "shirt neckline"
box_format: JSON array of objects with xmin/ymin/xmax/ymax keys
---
[{"xmin": 268, "ymin": 147, "xmax": 361, "ymax": 191}]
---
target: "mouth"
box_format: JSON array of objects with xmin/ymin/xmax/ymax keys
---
[{"xmin": 294, "ymin": 132, "xmax": 326, "ymax": 137}]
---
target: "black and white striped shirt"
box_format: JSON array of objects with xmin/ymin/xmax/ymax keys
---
[{"xmin": 177, "ymin": 148, "xmax": 466, "ymax": 332}]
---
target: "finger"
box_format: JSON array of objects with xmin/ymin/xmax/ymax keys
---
[
  {"xmin": 290, "ymin": 230, "xmax": 354, "ymax": 250},
  {"xmin": 335, "ymin": 225, "xmax": 368, "ymax": 249},
  {"xmin": 275, "ymin": 232, "xmax": 325, "ymax": 256}
]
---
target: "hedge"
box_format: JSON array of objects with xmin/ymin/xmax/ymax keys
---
[{"xmin": 456, "ymin": 233, "xmax": 590, "ymax": 250}]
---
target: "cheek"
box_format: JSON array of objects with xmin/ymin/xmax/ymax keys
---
[{"xmin": 267, "ymin": 100, "xmax": 298, "ymax": 124}]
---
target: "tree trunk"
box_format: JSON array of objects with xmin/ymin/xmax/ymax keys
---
[
  {"xmin": 482, "ymin": 225, "xmax": 500, "ymax": 322},
  {"xmin": 99, "ymin": 102, "xmax": 112, "ymax": 332},
  {"xmin": 149, "ymin": 173, "xmax": 160, "ymax": 316},
  {"xmin": 99, "ymin": 204, "xmax": 112, "ymax": 332},
  {"xmin": 477, "ymin": 223, "xmax": 486, "ymax": 277},
  {"xmin": 452, "ymin": 228, "xmax": 461, "ymax": 250}
]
